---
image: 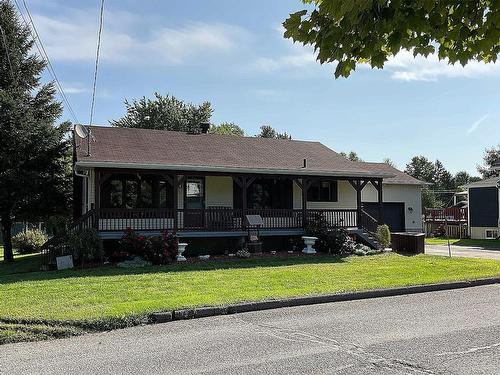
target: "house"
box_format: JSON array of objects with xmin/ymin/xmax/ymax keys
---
[
  {"xmin": 72, "ymin": 126, "xmax": 424, "ymax": 250},
  {"xmin": 464, "ymin": 177, "xmax": 500, "ymax": 239}
]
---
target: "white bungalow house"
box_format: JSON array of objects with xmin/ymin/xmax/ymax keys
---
[{"xmin": 71, "ymin": 126, "xmax": 424, "ymax": 245}]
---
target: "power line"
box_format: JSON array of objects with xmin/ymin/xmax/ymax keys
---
[
  {"xmin": 13, "ymin": 0, "xmax": 79, "ymax": 123},
  {"xmin": 0, "ymin": 24, "xmax": 14, "ymax": 79},
  {"xmin": 89, "ymin": 0, "xmax": 105, "ymax": 127}
]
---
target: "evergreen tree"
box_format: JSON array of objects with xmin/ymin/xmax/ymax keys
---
[
  {"xmin": 257, "ymin": 125, "xmax": 291, "ymax": 139},
  {"xmin": 0, "ymin": 0, "xmax": 70, "ymax": 262},
  {"xmin": 477, "ymin": 145, "xmax": 500, "ymax": 178},
  {"xmin": 340, "ymin": 151, "xmax": 363, "ymax": 162},
  {"xmin": 405, "ymin": 156, "xmax": 436, "ymax": 182}
]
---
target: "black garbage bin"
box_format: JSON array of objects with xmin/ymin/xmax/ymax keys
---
[{"xmin": 391, "ymin": 232, "xmax": 425, "ymax": 254}]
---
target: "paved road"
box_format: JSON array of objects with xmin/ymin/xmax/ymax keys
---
[
  {"xmin": 1, "ymin": 285, "xmax": 500, "ymax": 375},
  {"xmin": 426, "ymin": 244, "xmax": 500, "ymax": 260}
]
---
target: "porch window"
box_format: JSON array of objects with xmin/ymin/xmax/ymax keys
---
[
  {"xmin": 101, "ymin": 174, "xmax": 173, "ymax": 209},
  {"xmin": 307, "ymin": 180, "xmax": 338, "ymax": 202},
  {"xmin": 233, "ymin": 178, "xmax": 293, "ymax": 209}
]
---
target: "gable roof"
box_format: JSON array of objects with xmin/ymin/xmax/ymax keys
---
[
  {"xmin": 75, "ymin": 126, "xmax": 394, "ymax": 178},
  {"xmin": 355, "ymin": 162, "xmax": 426, "ymax": 185},
  {"xmin": 464, "ymin": 177, "xmax": 500, "ymax": 189}
]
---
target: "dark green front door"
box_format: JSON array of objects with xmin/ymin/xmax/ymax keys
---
[{"xmin": 184, "ymin": 178, "xmax": 204, "ymax": 228}]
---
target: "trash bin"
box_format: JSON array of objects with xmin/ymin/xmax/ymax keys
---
[{"xmin": 391, "ymin": 232, "xmax": 425, "ymax": 254}]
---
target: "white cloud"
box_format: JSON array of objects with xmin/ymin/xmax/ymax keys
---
[
  {"xmin": 385, "ymin": 50, "xmax": 500, "ymax": 82},
  {"xmin": 32, "ymin": 10, "xmax": 246, "ymax": 65},
  {"xmin": 61, "ymin": 82, "xmax": 88, "ymax": 94},
  {"xmin": 467, "ymin": 114, "xmax": 489, "ymax": 134}
]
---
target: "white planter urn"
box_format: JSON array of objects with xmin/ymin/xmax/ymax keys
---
[
  {"xmin": 301, "ymin": 236, "xmax": 318, "ymax": 254},
  {"xmin": 177, "ymin": 243, "xmax": 188, "ymax": 262}
]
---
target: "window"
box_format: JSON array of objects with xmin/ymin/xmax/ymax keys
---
[
  {"xmin": 485, "ymin": 229, "xmax": 499, "ymax": 239},
  {"xmin": 101, "ymin": 174, "xmax": 173, "ymax": 209},
  {"xmin": 307, "ymin": 180, "xmax": 338, "ymax": 202}
]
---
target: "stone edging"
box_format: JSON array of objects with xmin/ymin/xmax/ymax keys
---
[{"xmin": 151, "ymin": 277, "xmax": 500, "ymax": 323}]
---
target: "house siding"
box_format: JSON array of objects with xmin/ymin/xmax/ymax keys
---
[
  {"xmin": 470, "ymin": 227, "xmax": 500, "ymax": 240},
  {"xmin": 469, "ymin": 187, "xmax": 499, "ymax": 227},
  {"xmin": 362, "ymin": 184, "xmax": 422, "ymax": 232},
  {"xmin": 205, "ymin": 176, "xmax": 233, "ymax": 208}
]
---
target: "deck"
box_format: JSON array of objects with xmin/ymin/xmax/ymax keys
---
[{"xmin": 74, "ymin": 208, "xmax": 368, "ymax": 239}]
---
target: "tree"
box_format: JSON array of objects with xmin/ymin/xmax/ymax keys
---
[
  {"xmin": 477, "ymin": 145, "xmax": 500, "ymax": 178},
  {"xmin": 453, "ymin": 171, "xmax": 481, "ymax": 187},
  {"xmin": 383, "ymin": 158, "xmax": 396, "ymax": 167},
  {"xmin": 210, "ymin": 122, "xmax": 245, "ymax": 136},
  {"xmin": 110, "ymin": 92, "xmax": 213, "ymax": 133},
  {"xmin": 0, "ymin": 0, "xmax": 71, "ymax": 262},
  {"xmin": 405, "ymin": 156, "xmax": 435, "ymax": 183},
  {"xmin": 340, "ymin": 151, "xmax": 363, "ymax": 162},
  {"xmin": 283, "ymin": 1, "xmax": 499, "ymax": 78},
  {"xmin": 257, "ymin": 125, "xmax": 291, "ymax": 139}
]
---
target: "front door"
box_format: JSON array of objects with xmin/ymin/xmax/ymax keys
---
[{"xmin": 184, "ymin": 178, "xmax": 204, "ymax": 228}]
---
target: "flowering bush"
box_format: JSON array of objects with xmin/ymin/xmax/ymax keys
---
[
  {"xmin": 117, "ymin": 228, "xmax": 178, "ymax": 265},
  {"xmin": 12, "ymin": 229, "xmax": 48, "ymax": 254},
  {"xmin": 118, "ymin": 228, "xmax": 148, "ymax": 258},
  {"xmin": 145, "ymin": 231, "xmax": 178, "ymax": 265}
]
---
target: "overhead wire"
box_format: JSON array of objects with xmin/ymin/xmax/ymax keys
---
[
  {"xmin": 89, "ymin": 0, "xmax": 105, "ymax": 128},
  {"xmin": 13, "ymin": 0, "xmax": 79, "ymax": 123}
]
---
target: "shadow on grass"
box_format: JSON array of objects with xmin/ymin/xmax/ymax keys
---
[
  {"xmin": 0, "ymin": 254, "xmax": 347, "ymax": 285},
  {"xmin": 0, "ymin": 253, "xmax": 42, "ymax": 276}
]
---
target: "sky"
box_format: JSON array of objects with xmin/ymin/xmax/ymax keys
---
[{"xmin": 20, "ymin": 0, "xmax": 500, "ymax": 175}]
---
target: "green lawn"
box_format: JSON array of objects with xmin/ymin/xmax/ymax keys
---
[
  {"xmin": 0, "ymin": 246, "xmax": 42, "ymax": 275},
  {"xmin": 2, "ymin": 253, "xmax": 500, "ymax": 326},
  {"xmin": 425, "ymin": 238, "xmax": 500, "ymax": 248}
]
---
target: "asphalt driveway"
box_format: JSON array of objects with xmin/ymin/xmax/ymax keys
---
[{"xmin": 425, "ymin": 244, "xmax": 500, "ymax": 260}]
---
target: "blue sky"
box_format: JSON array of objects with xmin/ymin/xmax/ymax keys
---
[{"xmin": 24, "ymin": 0, "xmax": 500, "ymax": 175}]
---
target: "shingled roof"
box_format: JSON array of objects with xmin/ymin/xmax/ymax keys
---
[
  {"xmin": 355, "ymin": 162, "xmax": 425, "ymax": 185},
  {"xmin": 75, "ymin": 126, "xmax": 394, "ymax": 178}
]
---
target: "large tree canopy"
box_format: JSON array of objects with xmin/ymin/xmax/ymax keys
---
[
  {"xmin": 283, "ymin": 0, "xmax": 499, "ymax": 78},
  {"xmin": 210, "ymin": 122, "xmax": 245, "ymax": 136},
  {"xmin": 0, "ymin": 0, "xmax": 71, "ymax": 262},
  {"xmin": 477, "ymin": 144, "xmax": 500, "ymax": 178},
  {"xmin": 111, "ymin": 92, "xmax": 213, "ymax": 133}
]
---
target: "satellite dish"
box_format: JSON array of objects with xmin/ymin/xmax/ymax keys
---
[{"xmin": 75, "ymin": 124, "xmax": 89, "ymax": 139}]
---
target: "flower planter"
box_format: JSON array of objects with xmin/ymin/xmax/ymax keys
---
[
  {"xmin": 177, "ymin": 243, "xmax": 188, "ymax": 262},
  {"xmin": 301, "ymin": 236, "xmax": 318, "ymax": 254}
]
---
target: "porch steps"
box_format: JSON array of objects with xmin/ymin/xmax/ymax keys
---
[{"xmin": 351, "ymin": 229, "xmax": 381, "ymax": 250}]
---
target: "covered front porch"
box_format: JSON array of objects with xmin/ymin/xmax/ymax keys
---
[{"xmin": 75, "ymin": 169, "xmax": 385, "ymax": 239}]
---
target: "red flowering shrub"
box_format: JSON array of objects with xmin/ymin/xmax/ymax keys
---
[
  {"xmin": 146, "ymin": 231, "xmax": 178, "ymax": 265},
  {"xmin": 118, "ymin": 228, "xmax": 178, "ymax": 265}
]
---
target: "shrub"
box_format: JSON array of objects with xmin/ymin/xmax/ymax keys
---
[
  {"xmin": 66, "ymin": 228, "xmax": 104, "ymax": 265},
  {"xmin": 116, "ymin": 228, "xmax": 178, "ymax": 265},
  {"xmin": 144, "ymin": 231, "xmax": 178, "ymax": 265},
  {"xmin": 376, "ymin": 225, "xmax": 391, "ymax": 249},
  {"xmin": 12, "ymin": 229, "xmax": 48, "ymax": 254},
  {"xmin": 118, "ymin": 228, "xmax": 148, "ymax": 258},
  {"xmin": 306, "ymin": 213, "xmax": 353, "ymax": 255}
]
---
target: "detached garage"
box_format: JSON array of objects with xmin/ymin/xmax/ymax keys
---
[{"xmin": 465, "ymin": 178, "xmax": 500, "ymax": 239}]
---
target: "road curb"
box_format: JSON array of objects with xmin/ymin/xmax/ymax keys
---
[{"xmin": 151, "ymin": 277, "xmax": 500, "ymax": 322}]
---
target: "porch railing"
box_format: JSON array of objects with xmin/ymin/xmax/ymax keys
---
[
  {"xmin": 424, "ymin": 207, "xmax": 467, "ymax": 222},
  {"xmin": 359, "ymin": 209, "xmax": 379, "ymax": 234},
  {"xmin": 96, "ymin": 208, "xmax": 359, "ymax": 232}
]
